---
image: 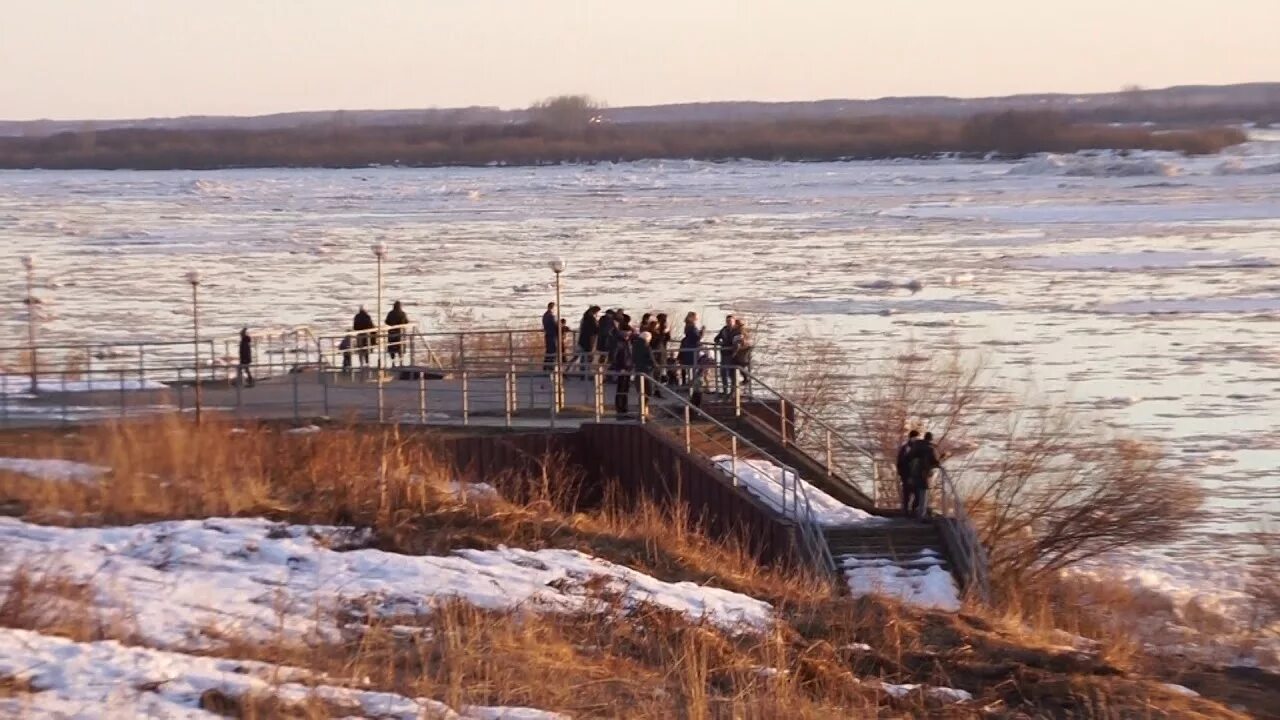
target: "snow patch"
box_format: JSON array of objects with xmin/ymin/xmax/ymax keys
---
[
  {"xmin": 709, "ymin": 455, "xmax": 880, "ymax": 527},
  {"xmin": 0, "ymin": 457, "xmax": 108, "ymax": 483},
  {"xmin": 0, "ymin": 627, "xmax": 567, "ymax": 720},
  {"xmin": 0, "ymin": 517, "xmax": 773, "ymax": 650},
  {"xmin": 840, "ymin": 553, "xmax": 961, "ymax": 612},
  {"xmin": 0, "ymin": 374, "xmax": 168, "ymax": 396}
]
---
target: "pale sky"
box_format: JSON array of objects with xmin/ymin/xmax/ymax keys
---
[{"xmin": 2, "ymin": 0, "xmax": 1277, "ymax": 121}]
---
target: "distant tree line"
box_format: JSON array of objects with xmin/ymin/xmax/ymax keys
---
[{"xmin": 0, "ymin": 102, "xmax": 1246, "ymax": 170}]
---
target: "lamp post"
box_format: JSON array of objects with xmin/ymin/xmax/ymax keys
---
[
  {"xmin": 20, "ymin": 256, "xmax": 37, "ymax": 394},
  {"xmin": 372, "ymin": 241, "xmax": 388, "ymax": 421},
  {"xmin": 186, "ymin": 270, "xmax": 202, "ymax": 423},
  {"xmin": 549, "ymin": 258, "xmax": 565, "ymax": 409}
]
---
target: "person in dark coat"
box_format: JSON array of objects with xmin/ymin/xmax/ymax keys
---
[
  {"xmin": 896, "ymin": 430, "xmax": 921, "ymax": 515},
  {"xmin": 611, "ymin": 327, "xmax": 635, "ymax": 415},
  {"xmin": 236, "ymin": 327, "xmax": 255, "ymax": 387},
  {"xmin": 731, "ymin": 318, "xmax": 753, "ymax": 391},
  {"xmin": 384, "ymin": 300, "xmax": 410, "ymax": 367},
  {"xmin": 352, "ymin": 306, "xmax": 375, "ymax": 368},
  {"xmin": 338, "ymin": 333, "xmax": 353, "ymax": 374},
  {"xmin": 576, "ymin": 305, "xmax": 600, "ymax": 378},
  {"xmin": 679, "ymin": 312, "xmax": 703, "ymax": 386},
  {"xmin": 542, "ymin": 302, "xmax": 558, "ymax": 373},
  {"xmin": 905, "ymin": 431, "xmax": 942, "ymax": 520},
  {"xmin": 712, "ymin": 315, "xmax": 739, "ymax": 394},
  {"xmin": 597, "ymin": 309, "xmax": 617, "ymax": 382},
  {"xmin": 650, "ymin": 313, "xmax": 672, "ymax": 384},
  {"xmin": 633, "ymin": 330, "xmax": 656, "ymax": 399}
]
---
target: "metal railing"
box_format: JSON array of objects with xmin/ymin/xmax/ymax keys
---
[
  {"xmin": 633, "ymin": 372, "xmax": 836, "ymax": 574},
  {"xmin": 936, "ymin": 467, "xmax": 991, "ymax": 601}
]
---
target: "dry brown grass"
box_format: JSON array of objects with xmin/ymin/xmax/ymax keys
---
[{"xmin": 0, "ymin": 419, "xmax": 1264, "ymax": 718}]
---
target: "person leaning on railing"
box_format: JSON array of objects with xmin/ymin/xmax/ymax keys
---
[
  {"xmin": 575, "ymin": 305, "xmax": 600, "ymax": 379},
  {"xmin": 679, "ymin": 312, "xmax": 703, "ymax": 386},
  {"xmin": 385, "ymin": 301, "xmax": 409, "ymax": 368},
  {"xmin": 352, "ymin": 306, "xmax": 375, "ymax": 368}
]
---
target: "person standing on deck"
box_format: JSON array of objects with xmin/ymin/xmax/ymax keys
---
[
  {"xmin": 542, "ymin": 302, "xmax": 558, "ymax": 373},
  {"xmin": 906, "ymin": 431, "xmax": 942, "ymax": 520},
  {"xmin": 651, "ymin": 313, "xmax": 672, "ymax": 385},
  {"xmin": 236, "ymin": 328, "xmax": 255, "ymax": 388},
  {"xmin": 338, "ymin": 334, "xmax": 353, "ymax": 374},
  {"xmin": 679, "ymin": 312, "xmax": 703, "ymax": 386},
  {"xmin": 633, "ymin": 330, "xmax": 656, "ymax": 400},
  {"xmin": 611, "ymin": 326, "xmax": 635, "ymax": 416},
  {"xmin": 731, "ymin": 318, "xmax": 753, "ymax": 392},
  {"xmin": 713, "ymin": 315, "xmax": 738, "ymax": 394},
  {"xmin": 597, "ymin": 309, "xmax": 617, "ymax": 374},
  {"xmin": 896, "ymin": 430, "xmax": 921, "ymax": 515},
  {"xmin": 384, "ymin": 301, "xmax": 410, "ymax": 367},
  {"xmin": 352, "ymin": 306, "xmax": 375, "ymax": 368},
  {"xmin": 576, "ymin": 305, "xmax": 600, "ymax": 379}
]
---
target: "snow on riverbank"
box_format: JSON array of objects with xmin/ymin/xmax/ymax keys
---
[
  {"xmin": 0, "ymin": 627, "xmax": 567, "ymax": 720},
  {"xmin": 0, "ymin": 457, "xmax": 108, "ymax": 483},
  {"xmin": 840, "ymin": 553, "xmax": 961, "ymax": 612},
  {"xmin": 0, "ymin": 517, "xmax": 772, "ymax": 650},
  {"xmin": 709, "ymin": 455, "xmax": 881, "ymax": 527}
]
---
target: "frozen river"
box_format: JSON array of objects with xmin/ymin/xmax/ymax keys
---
[{"xmin": 1, "ymin": 135, "xmax": 1278, "ymax": 578}]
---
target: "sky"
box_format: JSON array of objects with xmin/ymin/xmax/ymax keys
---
[{"xmin": 2, "ymin": 0, "xmax": 1278, "ymax": 121}]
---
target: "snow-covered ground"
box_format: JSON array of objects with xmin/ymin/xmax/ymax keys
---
[
  {"xmin": 0, "ymin": 517, "xmax": 773, "ymax": 649},
  {"xmin": 709, "ymin": 454, "xmax": 881, "ymax": 527},
  {"xmin": 840, "ymin": 552, "xmax": 960, "ymax": 612},
  {"xmin": 0, "ymin": 627, "xmax": 567, "ymax": 719},
  {"xmin": 0, "ymin": 374, "xmax": 167, "ymax": 396},
  {"xmin": 0, "ymin": 456, "xmax": 107, "ymax": 483}
]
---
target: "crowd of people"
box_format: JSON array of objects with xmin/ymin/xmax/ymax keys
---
[
  {"xmin": 335, "ymin": 302, "xmax": 413, "ymax": 372},
  {"xmin": 542, "ymin": 304, "xmax": 755, "ymax": 415}
]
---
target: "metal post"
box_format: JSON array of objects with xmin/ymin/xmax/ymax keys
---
[
  {"xmin": 730, "ymin": 435, "xmax": 739, "ymax": 487},
  {"xmin": 321, "ymin": 369, "xmax": 329, "ymax": 417},
  {"xmin": 418, "ymin": 373, "xmax": 426, "ymax": 424},
  {"xmin": 461, "ymin": 371, "xmax": 469, "ymax": 426},
  {"xmin": 372, "ymin": 241, "xmax": 388, "ymax": 420},
  {"xmin": 683, "ymin": 405, "xmax": 691, "ymax": 453},
  {"xmin": 733, "ymin": 382, "xmax": 741, "ymax": 418},
  {"xmin": 504, "ymin": 369, "xmax": 512, "ymax": 428},
  {"xmin": 825, "ymin": 429, "xmax": 833, "ymax": 477},
  {"xmin": 21, "ymin": 256, "xmax": 37, "ymax": 395},
  {"xmin": 235, "ymin": 370, "xmax": 243, "ymax": 417},
  {"xmin": 553, "ymin": 269, "xmax": 563, "ymax": 410},
  {"xmin": 457, "ymin": 334, "xmax": 465, "ymax": 373},
  {"xmin": 593, "ymin": 364, "xmax": 602, "ymax": 423},
  {"xmin": 638, "ymin": 375, "xmax": 648, "ymax": 423},
  {"xmin": 377, "ymin": 375, "xmax": 385, "ymax": 424},
  {"xmin": 119, "ymin": 369, "xmax": 126, "ymax": 418},
  {"xmin": 188, "ymin": 273, "xmax": 202, "ymax": 424},
  {"xmin": 292, "ymin": 369, "xmax": 300, "ymax": 423},
  {"xmin": 138, "ymin": 345, "xmax": 145, "ymax": 386},
  {"xmin": 778, "ymin": 398, "xmax": 787, "ymax": 444}
]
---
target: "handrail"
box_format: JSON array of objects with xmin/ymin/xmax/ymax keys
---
[
  {"xmin": 730, "ymin": 368, "xmax": 879, "ymax": 499},
  {"xmin": 635, "ymin": 372, "xmax": 836, "ymax": 575},
  {"xmin": 935, "ymin": 467, "xmax": 991, "ymax": 601}
]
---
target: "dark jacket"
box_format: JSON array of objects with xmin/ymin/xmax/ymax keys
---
[
  {"xmin": 906, "ymin": 440, "xmax": 941, "ymax": 486},
  {"xmin": 385, "ymin": 308, "xmax": 409, "ymax": 348},
  {"xmin": 598, "ymin": 313, "xmax": 617, "ymax": 353},
  {"xmin": 610, "ymin": 336, "xmax": 634, "ymax": 372},
  {"xmin": 238, "ymin": 333, "xmax": 252, "ymax": 365},
  {"xmin": 632, "ymin": 335, "xmax": 655, "ymax": 373},
  {"xmin": 896, "ymin": 440, "xmax": 915, "ymax": 481},
  {"xmin": 713, "ymin": 325, "xmax": 738, "ymax": 358},
  {"xmin": 680, "ymin": 322, "xmax": 702, "ymax": 351},
  {"xmin": 353, "ymin": 310, "xmax": 375, "ymax": 346},
  {"xmin": 578, "ymin": 312, "xmax": 599, "ymax": 352},
  {"xmin": 542, "ymin": 310, "xmax": 558, "ymax": 350}
]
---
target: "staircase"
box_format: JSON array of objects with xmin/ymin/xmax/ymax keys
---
[{"xmin": 637, "ymin": 372, "xmax": 990, "ymax": 604}]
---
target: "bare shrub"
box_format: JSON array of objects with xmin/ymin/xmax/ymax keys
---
[{"xmin": 847, "ymin": 350, "xmax": 1203, "ymax": 590}]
